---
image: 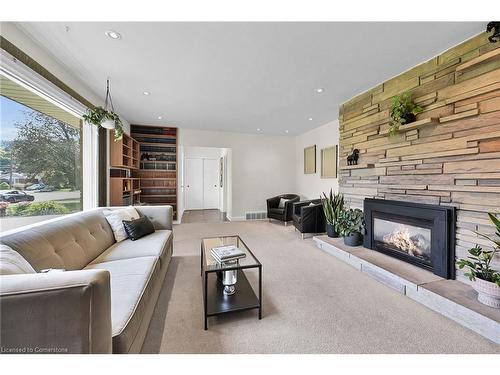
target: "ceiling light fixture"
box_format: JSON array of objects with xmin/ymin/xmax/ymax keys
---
[
  {"xmin": 257, "ymin": 128, "xmax": 261, "ymax": 132},
  {"xmin": 285, "ymin": 130, "xmax": 289, "ymax": 134},
  {"xmin": 308, "ymin": 117, "xmax": 313, "ymax": 121},
  {"xmin": 143, "ymin": 91, "xmax": 150, "ymax": 96},
  {"xmin": 315, "ymin": 88, "xmax": 324, "ymax": 93},
  {"xmin": 157, "ymin": 116, "xmax": 162, "ymax": 120},
  {"xmin": 105, "ymin": 30, "xmax": 121, "ymax": 40}
]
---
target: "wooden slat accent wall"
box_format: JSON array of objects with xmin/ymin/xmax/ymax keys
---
[{"xmin": 338, "ymin": 32, "xmax": 500, "ymax": 279}]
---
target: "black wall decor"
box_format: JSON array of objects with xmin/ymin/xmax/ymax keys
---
[
  {"xmin": 486, "ymin": 21, "xmax": 500, "ymax": 43},
  {"xmin": 346, "ymin": 149, "xmax": 359, "ymax": 165},
  {"xmin": 364, "ymin": 198, "xmax": 456, "ymax": 279}
]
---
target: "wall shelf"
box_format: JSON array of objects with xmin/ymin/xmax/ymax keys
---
[
  {"xmin": 340, "ymin": 163, "xmax": 374, "ymax": 170},
  {"xmin": 380, "ymin": 117, "xmax": 439, "ymax": 136}
]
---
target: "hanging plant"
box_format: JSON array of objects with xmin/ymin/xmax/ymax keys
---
[
  {"xmin": 388, "ymin": 91, "xmax": 422, "ymax": 137},
  {"xmin": 82, "ymin": 79, "xmax": 124, "ymax": 141}
]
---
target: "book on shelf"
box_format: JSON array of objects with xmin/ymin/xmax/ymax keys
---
[{"xmin": 211, "ymin": 245, "xmax": 246, "ymax": 263}]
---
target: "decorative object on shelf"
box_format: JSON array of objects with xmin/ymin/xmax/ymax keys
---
[
  {"xmin": 457, "ymin": 212, "xmax": 500, "ymax": 308},
  {"xmin": 321, "ymin": 145, "xmax": 338, "ymax": 178},
  {"xmin": 304, "ymin": 145, "xmax": 316, "ymax": 174},
  {"xmin": 82, "ymin": 79, "xmax": 124, "ymax": 140},
  {"xmin": 338, "ymin": 208, "xmax": 365, "ymax": 246},
  {"xmin": 346, "ymin": 149, "xmax": 359, "ymax": 166},
  {"xmin": 322, "ymin": 189, "xmax": 344, "ymax": 238},
  {"xmin": 486, "ymin": 21, "xmax": 500, "ymax": 43},
  {"xmin": 388, "ymin": 91, "xmax": 422, "ymax": 136}
]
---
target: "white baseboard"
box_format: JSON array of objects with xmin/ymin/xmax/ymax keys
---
[{"xmin": 227, "ymin": 215, "xmax": 245, "ymax": 222}]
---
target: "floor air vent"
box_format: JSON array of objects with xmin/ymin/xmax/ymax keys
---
[{"xmin": 245, "ymin": 211, "xmax": 267, "ymax": 220}]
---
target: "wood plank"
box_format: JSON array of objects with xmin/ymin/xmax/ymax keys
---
[
  {"xmin": 479, "ymin": 96, "xmax": 500, "ymax": 114},
  {"xmin": 439, "ymin": 109, "xmax": 479, "ymax": 123},
  {"xmin": 443, "ymin": 159, "xmax": 500, "ymax": 174},
  {"xmin": 429, "ymin": 185, "xmax": 500, "ymax": 193},
  {"xmin": 479, "ymin": 139, "xmax": 500, "ymax": 153},
  {"xmin": 387, "ymin": 138, "xmax": 469, "ymax": 158},
  {"xmin": 456, "ymin": 48, "xmax": 500, "ymax": 72}
]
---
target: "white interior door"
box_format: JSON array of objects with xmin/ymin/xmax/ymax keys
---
[
  {"xmin": 203, "ymin": 158, "xmax": 220, "ymax": 209},
  {"xmin": 185, "ymin": 158, "xmax": 203, "ymax": 209}
]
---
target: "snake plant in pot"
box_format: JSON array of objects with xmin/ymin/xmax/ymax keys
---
[
  {"xmin": 457, "ymin": 212, "xmax": 500, "ymax": 308},
  {"xmin": 322, "ymin": 189, "xmax": 344, "ymax": 238},
  {"xmin": 338, "ymin": 208, "xmax": 365, "ymax": 246}
]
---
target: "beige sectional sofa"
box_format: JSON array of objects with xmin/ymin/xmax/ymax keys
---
[{"xmin": 0, "ymin": 205, "xmax": 173, "ymax": 354}]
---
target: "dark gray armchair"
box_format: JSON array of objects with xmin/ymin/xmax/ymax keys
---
[
  {"xmin": 266, "ymin": 194, "xmax": 300, "ymax": 225},
  {"xmin": 292, "ymin": 199, "xmax": 326, "ymax": 239}
]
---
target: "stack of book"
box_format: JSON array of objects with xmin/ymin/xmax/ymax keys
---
[{"xmin": 211, "ymin": 245, "xmax": 246, "ymax": 263}]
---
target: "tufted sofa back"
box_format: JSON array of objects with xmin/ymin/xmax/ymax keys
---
[{"xmin": 0, "ymin": 209, "xmax": 115, "ymax": 271}]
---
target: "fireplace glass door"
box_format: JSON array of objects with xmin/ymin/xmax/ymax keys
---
[{"xmin": 373, "ymin": 217, "xmax": 432, "ymax": 266}]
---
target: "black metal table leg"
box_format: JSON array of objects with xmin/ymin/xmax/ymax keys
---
[
  {"xmin": 204, "ymin": 272, "xmax": 208, "ymax": 330},
  {"xmin": 258, "ymin": 265, "xmax": 262, "ymax": 320}
]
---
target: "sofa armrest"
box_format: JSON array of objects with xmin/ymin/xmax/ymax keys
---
[
  {"xmin": 0, "ymin": 270, "xmax": 112, "ymax": 354},
  {"xmin": 293, "ymin": 200, "xmax": 315, "ymax": 215},
  {"xmin": 136, "ymin": 205, "xmax": 173, "ymax": 230}
]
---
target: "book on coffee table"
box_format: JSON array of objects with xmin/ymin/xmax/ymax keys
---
[{"xmin": 211, "ymin": 245, "xmax": 246, "ymax": 263}]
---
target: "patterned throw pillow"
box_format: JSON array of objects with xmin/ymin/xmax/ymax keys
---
[
  {"xmin": 278, "ymin": 198, "xmax": 290, "ymax": 208},
  {"xmin": 103, "ymin": 206, "xmax": 140, "ymax": 242},
  {"xmin": 0, "ymin": 244, "xmax": 36, "ymax": 275}
]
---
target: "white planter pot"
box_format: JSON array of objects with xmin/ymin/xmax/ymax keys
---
[
  {"xmin": 472, "ymin": 278, "xmax": 500, "ymax": 308},
  {"xmin": 101, "ymin": 119, "xmax": 115, "ymax": 129}
]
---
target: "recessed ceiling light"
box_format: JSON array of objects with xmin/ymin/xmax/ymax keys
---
[
  {"xmin": 257, "ymin": 128, "xmax": 261, "ymax": 132},
  {"xmin": 285, "ymin": 130, "xmax": 289, "ymax": 134},
  {"xmin": 157, "ymin": 116, "xmax": 162, "ymax": 120},
  {"xmin": 308, "ymin": 117, "xmax": 313, "ymax": 121},
  {"xmin": 105, "ymin": 30, "xmax": 121, "ymax": 40},
  {"xmin": 315, "ymin": 88, "xmax": 324, "ymax": 93},
  {"xmin": 143, "ymin": 91, "xmax": 150, "ymax": 96}
]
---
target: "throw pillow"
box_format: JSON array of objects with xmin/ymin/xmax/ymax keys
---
[
  {"xmin": 103, "ymin": 206, "xmax": 140, "ymax": 242},
  {"xmin": 278, "ymin": 198, "xmax": 290, "ymax": 208},
  {"xmin": 309, "ymin": 202, "xmax": 316, "ymax": 206},
  {"xmin": 0, "ymin": 244, "xmax": 36, "ymax": 275},
  {"xmin": 122, "ymin": 215, "xmax": 155, "ymax": 241}
]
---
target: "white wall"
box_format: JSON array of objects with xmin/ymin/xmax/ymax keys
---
[
  {"xmin": 295, "ymin": 119, "xmax": 340, "ymax": 200},
  {"xmin": 179, "ymin": 128, "xmax": 295, "ymax": 220}
]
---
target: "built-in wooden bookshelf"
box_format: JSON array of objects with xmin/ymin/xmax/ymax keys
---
[
  {"xmin": 131, "ymin": 125, "xmax": 178, "ymax": 220},
  {"xmin": 109, "ymin": 178, "xmax": 141, "ymax": 206},
  {"xmin": 110, "ymin": 131, "xmax": 140, "ymax": 169}
]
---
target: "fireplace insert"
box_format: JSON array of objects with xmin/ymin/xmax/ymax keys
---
[{"xmin": 363, "ymin": 198, "xmax": 456, "ymax": 279}]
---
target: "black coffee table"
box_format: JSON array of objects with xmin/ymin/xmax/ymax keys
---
[{"xmin": 200, "ymin": 235, "xmax": 262, "ymax": 330}]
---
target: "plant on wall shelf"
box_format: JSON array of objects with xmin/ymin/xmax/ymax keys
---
[
  {"xmin": 457, "ymin": 212, "xmax": 500, "ymax": 308},
  {"xmin": 389, "ymin": 91, "xmax": 422, "ymax": 136},
  {"xmin": 82, "ymin": 79, "xmax": 123, "ymax": 141}
]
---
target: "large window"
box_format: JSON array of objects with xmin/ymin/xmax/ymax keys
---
[{"xmin": 0, "ymin": 75, "xmax": 82, "ymax": 231}]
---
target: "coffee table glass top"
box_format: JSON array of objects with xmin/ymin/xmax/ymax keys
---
[{"xmin": 202, "ymin": 235, "xmax": 260, "ymax": 272}]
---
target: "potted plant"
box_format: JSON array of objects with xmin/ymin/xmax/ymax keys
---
[
  {"xmin": 457, "ymin": 212, "xmax": 500, "ymax": 308},
  {"xmin": 83, "ymin": 106, "xmax": 124, "ymax": 141},
  {"xmin": 338, "ymin": 208, "xmax": 365, "ymax": 246},
  {"xmin": 82, "ymin": 79, "xmax": 124, "ymax": 141},
  {"xmin": 322, "ymin": 189, "xmax": 344, "ymax": 238},
  {"xmin": 389, "ymin": 91, "xmax": 422, "ymax": 136}
]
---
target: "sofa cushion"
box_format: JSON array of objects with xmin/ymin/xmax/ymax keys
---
[
  {"xmin": 84, "ymin": 256, "xmax": 160, "ymax": 353},
  {"xmin": 89, "ymin": 230, "xmax": 172, "ymax": 267},
  {"xmin": 0, "ymin": 244, "xmax": 36, "ymax": 275},
  {"xmin": 269, "ymin": 208, "xmax": 285, "ymax": 215},
  {"xmin": 0, "ymin": 210, "xmax": 115, "ymax": 271}
]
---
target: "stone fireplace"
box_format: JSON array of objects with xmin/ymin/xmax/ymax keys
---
[{"xmin": 364, "ymin": 199, "xmax": 456, "ymax": 278}]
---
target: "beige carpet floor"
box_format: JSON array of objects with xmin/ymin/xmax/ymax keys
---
[{"xmin": 141, "ymin": 221, "xmax": 499, "ymax": 354}]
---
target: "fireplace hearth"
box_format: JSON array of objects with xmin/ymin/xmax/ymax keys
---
[{"xmin": 364, "ymin": 198, "xmax": 456, "ymax": 279}]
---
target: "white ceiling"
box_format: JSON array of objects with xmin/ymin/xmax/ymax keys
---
[{"xmin": 17, "ymin": 22, "xmax": 485, "ymax": 135}]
